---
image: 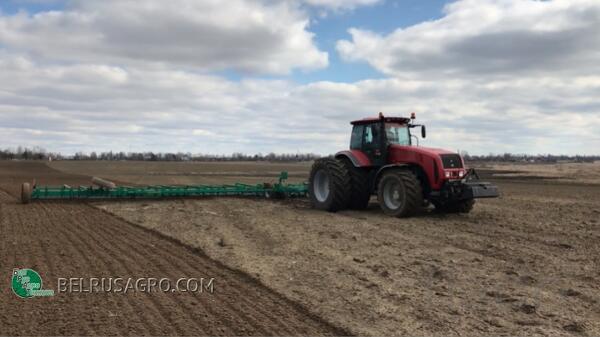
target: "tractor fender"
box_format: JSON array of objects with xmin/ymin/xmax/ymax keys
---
[
  {"xmin": 373, "ymin": 164, "xmax": 413, "ymax": 192},
  {"xmin": 375, "ymin": 164, "xmax": 410, "ymax": 180},
  {"xmin": 335, "ymin": 150, "xmax": 371, "ymax": 167}
]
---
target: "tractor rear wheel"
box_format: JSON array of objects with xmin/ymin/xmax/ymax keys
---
[
  {"xmin": 309, "ymin": 158, "xmax": 351, "ymax": 212},
  {"xmin": 377, "ymin": 169, "xmax": 422, "ymax": 217},
  {"xmin": 341, "ymin": 159, "xmax": 371, "ymax": 210},
  {"xmin": 433, "ymin": 199, "xmax": 475, "ymax": 214}
]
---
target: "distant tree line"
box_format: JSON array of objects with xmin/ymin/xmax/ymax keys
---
[
  {"xmin": 0, "ymin": 146, "xmax": 56, "ymax": 160},
  {"xmin": 461, "ymin": 152, "xmax": 600, "ymax": 163},
  {"xmin": 0, "ymin": 147, "xmax": 321, "ymax": 162},
  {"xmin": 1, "ymin": 147, "xmax": 599, "ymax": 163}
]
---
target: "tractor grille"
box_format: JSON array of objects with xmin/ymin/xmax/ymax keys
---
[{"xmin": 440, "ymin": 154, "xmax": 463, "ymax": 169}]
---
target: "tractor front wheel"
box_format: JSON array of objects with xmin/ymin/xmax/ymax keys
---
[
  {"xmin": 377, "ymin": 169, "xmax": 422, "ymax": 217},
  {"xmin": 308, "ymin": 158, "xmax": 351, "ymax": 212}
]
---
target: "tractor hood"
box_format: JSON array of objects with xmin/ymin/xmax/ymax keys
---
[
  {"xmin": 388, "ymin": 144, "xmax": 465, "ymax": 170},
  {"xmin": 389, "ymin": 144, "xmax": 456, "ymax": 157}
]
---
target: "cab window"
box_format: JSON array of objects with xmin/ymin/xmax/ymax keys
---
[
  {"xmin": 363, "ymin": 124, "xmax": 380, "ymax": 148},
  {"xmin": 350, "ymin": 125, "xmax": 364, "ymax": 149},
  {"xmin": 385, "ymin": 123, "xmax": 410, "ymax": 146}
]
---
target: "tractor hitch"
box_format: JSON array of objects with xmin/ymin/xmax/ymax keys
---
[
  {"xmin": 431, "ymin": 169, "xmax": 499, "ymax": 202},
  {"xmin": 459, "ymin": 181, "xmax": 499, "ymax": 200},
  {"xmin": 461, "ymin": 168, "xmax": 499, "ymax": 199}
]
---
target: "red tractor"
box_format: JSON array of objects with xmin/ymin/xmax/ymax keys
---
[{"xmin": 308, "ymin": 113, "xmax": 499, "ymax": 217}]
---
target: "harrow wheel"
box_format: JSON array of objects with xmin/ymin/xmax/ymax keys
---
[
  {"xmin": 308, "ymin": 158, "xmax": 351, "ymax": 212},
  {"xmin": 21, "ymin": 182, "xmax": 31, "ymax": 204},
  {"xmin": 377, "ymin": 169, "xmax": 422, "ymax": 217}
]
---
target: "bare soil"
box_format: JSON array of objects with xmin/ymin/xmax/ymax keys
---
[
  {"xmin": 474, "ymin": 161, "xmax": 600, "ymax": 185},
  {"xmin": 49, "ymin": 160, "xmax": 311, "ymax": 185},
  {"xmin": 0, "ymin": 161, "xmax": 345, "ymax": 336},
  {"xmin": 76, "ymin": 160, "xmax": 600, "ymax": 337},
  {"xmin": 7, "ymin": 160, "xmax": 600, "ymax": 336}
]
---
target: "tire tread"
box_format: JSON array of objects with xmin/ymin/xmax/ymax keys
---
[
  {"xmin": 308, "ymin": 158, "xmax": 351, "ymax": 212},
  {"xmin": 341, "ymin": 159, "xmax": 370, "ymax": 210},
  {"xmin": 377, "ymin": 169, "xmax": 423, "ymax": 217}
]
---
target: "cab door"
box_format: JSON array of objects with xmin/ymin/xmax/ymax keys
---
[{"xmin": 362, "ymin": 122, "xmax": 387, "ymax": 166}]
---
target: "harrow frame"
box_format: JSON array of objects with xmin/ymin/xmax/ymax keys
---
[{"xmin": 23, "ymin": 172, "xmax": 307, "ymax": 203}]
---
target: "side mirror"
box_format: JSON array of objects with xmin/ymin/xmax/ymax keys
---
[{"xmin": 421, "ymin": 125, "xmax": 426, "ymax": 138}]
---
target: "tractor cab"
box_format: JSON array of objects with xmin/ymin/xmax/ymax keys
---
[{"xmin": 349, "ymin": 113, "xmax": 425, "ymax": 166}]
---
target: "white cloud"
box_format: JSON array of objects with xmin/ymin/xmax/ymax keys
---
[
  {"xmin": 0, "ymin": 0, "xmax": 328, "ymax": 75},
  {"xmin": 337, "ymin": 0, "xmax": 600, "ymax": 78},
  {"xmin": 1, "ymin": 52, "xmax": 599, "ymax": 155},
  {"xmin": 1, "ymin": 0, "xmax": 599, "ymax": 156},
  {"xmin": 327, "ymin": 0, "xmax": 600, "ymax": 155}
]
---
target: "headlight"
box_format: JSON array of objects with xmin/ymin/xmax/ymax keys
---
[
  {"xmin": 458, "ymin": 170, "xmax": 464, "ymax": 177},
  {"xmin": 445, "ymin": 171, "xmax": 451, "ymax": 178}
]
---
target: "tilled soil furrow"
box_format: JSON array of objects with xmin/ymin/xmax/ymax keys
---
[
  {"xmin": 1, "ymin": 200, "xmax": 90, "ymax": 335},
  {"xmin": 42, "ymin": 202, "xmax": 158, "ymax": 336},
  {"xmin": 37, "ymin": 203, "xmax": 103, "ymax": 336},
  {"xmin": 70, "ymin": 208, "xmax": 213, "ymax": 336},
  {"xmin": 0, "ymin": 162, "xmax": 342, "ymax": 337},
  {"xmin": 99, "ymin": 206, "xmax": 332, "ymax": 335},
  {"xmin": 77, "ymin": 199, "xmax": 339, "ymax": 336},
  {"xmin": 81, "ymin": 217, "xmax": 234, "ymax": 336},
  {"xmin": 1, "ymin": 201, "xmax": 19, "ymax": 270},
  {"xmin": 88, "ymin": 207, "xmax": 291, "ymax": 336}
]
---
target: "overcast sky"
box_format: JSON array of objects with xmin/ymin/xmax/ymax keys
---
[{"xmin": 1, "ymin": 0, "xmax": 599, "ymax": 155}]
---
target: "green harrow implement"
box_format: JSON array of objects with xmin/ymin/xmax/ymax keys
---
[{"xmin": 21, "ymin": 172, "xmax": 307, "ymax": 204}]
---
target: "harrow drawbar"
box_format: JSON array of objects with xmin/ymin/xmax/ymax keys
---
[{"xmin": 21, "ymin": 172, "xmax": 307, "ymax": 204}]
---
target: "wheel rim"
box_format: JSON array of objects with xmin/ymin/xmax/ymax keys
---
[
  {"xmin": 313, "ymin": 169, "xmax": 330, "ymax": 202},
  {"xmin": 383, "ymin": 178, "xmax": 403, "ymax": 210}
]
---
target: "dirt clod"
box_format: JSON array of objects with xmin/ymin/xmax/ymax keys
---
[
  {"xmin": 519, "ymin": 302, "xmax": 538, "ymax": 314},
  {"xmin": 560, "ymin": 288, "xmax": 581, "ymax": 297},
  {"xmin": 519, "ymin": 275, "xmax": 537, "ymax": 285},
  {"xmin": 484, "ymin": 318, "xmax": 506, "ymax": 328},
  {"xmin": 564, "ymin": 322, "xmax": 587, "ymax": 334}
]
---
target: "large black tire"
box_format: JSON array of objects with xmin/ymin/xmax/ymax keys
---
[
  {"xmin": 377, "ymin": 169, "xmax": 423, "ymax": 217},
  {"xmin": 341, "ymin": 159, "xmax": 371, "ymax": 210},
  {"xmin": 308, "ymin": 158, "xmax": 351, "ymax": 212},
  {"xmin": 433, "ymin": 199, "xmax": 475, "ymax": 214}
]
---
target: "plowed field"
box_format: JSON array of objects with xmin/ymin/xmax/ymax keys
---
[{"xmin": 0, "ymin": 161, "xmax": 345, "ymax": 336}]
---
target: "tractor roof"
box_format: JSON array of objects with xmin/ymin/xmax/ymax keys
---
[{"xmin": 350, "ymin": 116, "xmax": 411, "ymax": 125}]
